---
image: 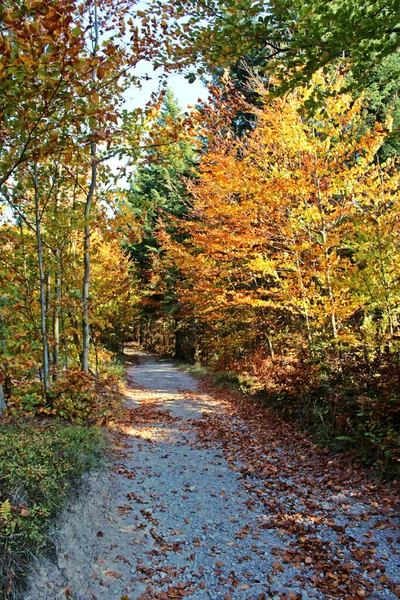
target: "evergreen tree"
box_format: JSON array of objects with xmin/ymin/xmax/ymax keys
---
[
  {"xmin": 364, "ymin": 51, "xmax": 400, "ymax": 160},
  {"xmin": 129, "ymin": 89, "xmax": 196, "ymax": 268},
  {"xmin": 127, "ymin": 89, "xmax": 198, "ymax": 358}
]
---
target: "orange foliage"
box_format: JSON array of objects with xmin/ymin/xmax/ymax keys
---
[{"xmin": 152, "ymin": 73, "xmax": 400, "ymax": 461}]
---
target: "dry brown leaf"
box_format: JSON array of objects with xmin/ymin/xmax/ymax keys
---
[
  {"xmin": 104, "ymin": 571, "xmax": 123, "ymax": 579},
  {"xmin": 272, "ymin": 561, "xmax": 284, "ymax": 574}
]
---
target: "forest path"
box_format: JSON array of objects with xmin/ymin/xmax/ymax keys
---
[{"xmin": 25, "ymin": 348, "xmax": 400, "ymax": 600}]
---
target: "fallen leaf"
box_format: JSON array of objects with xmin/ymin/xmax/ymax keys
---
[
  {"xmin": 272, "ymin": 562, "xmax": 284, "ymax": 575},
  {"xmin": 115, "ymin": 554, "xmax": 131, "ymax": 565},
  {"xmin": 105, "ymin": 571, "xmax": 123, "ymax": 579}
]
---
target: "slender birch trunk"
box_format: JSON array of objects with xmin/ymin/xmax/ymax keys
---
[
  {"xmin": 0, "ymin": 318, "xmax": 7, "ymax": 413},
  {"xmin": 34, "ymin": 162, "xmax": 50, "ymax": 400},
  {"xmin": 315, "ymin": 172, "xmax": 338, "ymax": 340},
  {"xmin": 81, "ymin": 4, "xmax": 98, "ymax": 372},
  {"xmin": 53, "ymin": 167, "xmax": 62, "ymax": 379},
  {"xmin": 53, "ymin": 248, "xmax": 62, "ymax": 379},
  {"xmin": 295, "ymin": 251, "xmax": 314, "ymax": 350},
  {"xmin": 81, "ymin": 141, "xmax": 97, "ymax": 372}
]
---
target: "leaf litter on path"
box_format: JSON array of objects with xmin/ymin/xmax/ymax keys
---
[{"xmin": 24, "ymin": 350, "xmax": 400, "ymax": 600}]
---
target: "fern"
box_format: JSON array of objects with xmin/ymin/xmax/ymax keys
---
[{"xmin": 0, "ymin": 499, "xmax": 12, "ymax": 521}]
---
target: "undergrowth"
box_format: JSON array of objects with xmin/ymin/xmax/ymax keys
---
[
  {"xmin": 0, "ymin": 419, "xmax": 104, "ymax": 599},
  {"xmin": 182, "ymin": 361, "xmax": 400, "ymax": 477},
  {"xmin": 6, "ymin": 369, "xmax": 121, "ymax": 424},
  {"xmin": 183, "ymin": 364, "xmax": 262, "ymax": 395}
]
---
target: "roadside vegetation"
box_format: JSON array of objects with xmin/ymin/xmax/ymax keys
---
[
  {"xmin": 0, "ymin": 358, "xmax": 123, "ymax": 599},
  {"xmin": 0, "ymin": 419, "xmax": 104, "ymax": 598},
  {"xmin": 183, "ymin": 361, "xmax": 399, "ymax": 476}
]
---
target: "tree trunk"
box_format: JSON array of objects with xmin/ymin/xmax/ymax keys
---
[
  {"xmin": 315, "ymin": 172, "xmax": 338, "ymax": 340},
  {"xmin": 0, "ymin": 384, "xmax": 6, "ymax": 414},
  {"xmin": 81, "ymin": 4, "xmax": 98, "ymax": 372},
  {"xmin": 53, "ymin": 249, "xmax": 62, "ymax": 379},
  {"xmin": 81, "ymin": 144, "xmax": 97, "ymax": 371},
  {"xmin": 174, "ymin": 324, "xmax": 185, "ymax": 360},
  {"xmin": 34, "ymin": 162, "xmax": 50, "ymax": 400},
  {"xmin": 295, "ymin": 251, "xmax": 314, "ymax": 350},
  {"xmin": 19, "ymin": 219, "xmax": 36, "ymax": 325}
]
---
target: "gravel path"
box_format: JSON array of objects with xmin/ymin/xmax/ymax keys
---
[{"xmin": 25, "ymin": 349, "xmax": 400, "ymax": 600}]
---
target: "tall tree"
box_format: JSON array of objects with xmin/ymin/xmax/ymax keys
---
[
  {"xmin": 127, "ymin": 88, "xmax": 198, "ymax": 357},
  {"xmin": 0, "ymin": 0, "xmax": 160, "ymax": 387},
  {"xmin": 159, "ymin": 73, "xmax": 398, "ymax": 373}
]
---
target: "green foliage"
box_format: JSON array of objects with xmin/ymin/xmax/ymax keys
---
[
  {"xmin": 0, "ymin": 420, "xmax": 103, "ymax": 598},
  {"xmin": 127, "ymin": 89, "xmax": 199, "ymax": 358},
  {"xmin": 181, "ymin": 362, "xmax": 208, "ymax": 379},
  {"xmin": 362, "ymin": 50, "xmax": 400, "ymax": 159},
  {"xmin": 128, "ymin": 88, "xmax": 198, "ymax": 269},
  {"xmin": 270, "ymin": 0, "xmax": 400, "ymax": 94},
  {"xmin": 151, "ymin": 0, "xmax": 400, "ymax": 111},
  {"xmin": 212, "ymin": 370, "xmax": 263, "ymax": 395}
]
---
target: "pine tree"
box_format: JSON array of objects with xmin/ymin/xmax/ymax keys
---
[{"xmin": 127, "ymin": 89, "xmax": 198, "ymax": 357}]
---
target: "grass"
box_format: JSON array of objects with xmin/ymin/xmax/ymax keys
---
[
  {"xmin": 181, "ymin": 362, "xmax": 209, "ymax": 380},
  {"xmin": 182, "ymin": 362, "xmax": 263, "ymax": 395},
  {"xmin": 0, "ymin": 419, "xmax": 104, "ymax": 599}
]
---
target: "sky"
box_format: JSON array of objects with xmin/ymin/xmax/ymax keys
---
[
  {"xmin": 124, "ymin": 1, "xmax": 210, "ymax": 111},
  {"xmin": 124, "ymin": 60, "xmax": 210, "ymax": 112},
  {"xmin": 113, "ymin": 62, "xmax": 210, "ymax": 184},
  {"xmin": 165, "ymin": 73, "xmax": 209, "ymax": 109},
  {"xmin": 108, "ymin": 71, "xmax": 208, "ymax": 186}
]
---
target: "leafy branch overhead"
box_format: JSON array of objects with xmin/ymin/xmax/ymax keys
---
[{"xmin": 147, "ymin": 0, "xmax": 400, "ymax": 100}]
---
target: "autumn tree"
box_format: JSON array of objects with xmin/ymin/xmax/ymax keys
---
[
  {"xmin": 0, "ymin": 0, "xmax": 159, "ymax": 403},
  {"xmin": 0, "ymin": 165, "xmax": 135, "ymax": 410},
  {"xmin": 155, "ymin": 73, "xmax": 400, "ymax": 457}
]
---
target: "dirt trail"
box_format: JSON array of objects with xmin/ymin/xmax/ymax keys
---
[{"xmin": 25, "ymin": 349, "xmax": 400, "ymax": 600}]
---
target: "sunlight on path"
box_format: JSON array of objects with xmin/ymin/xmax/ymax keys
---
[{"xmin": 25, "ymin": 348, "xmax": 400, "ymax": 600}]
